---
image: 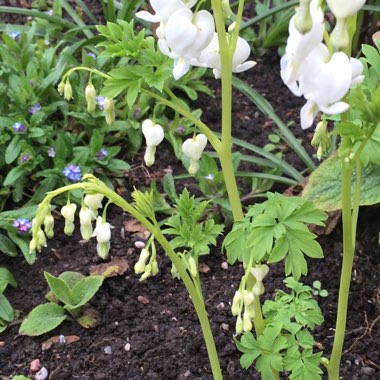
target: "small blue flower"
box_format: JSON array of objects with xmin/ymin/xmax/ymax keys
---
[
  {"xmin": 96, "ymin": 148, "xmax": 108, "ymax": 160},
  {"xmin": 21, "ymin": 154, "xmax": 31, "ymax": 163},
  {"xmin": 205, "ymin": 173, "xmax": 215, "ymax": 181},
  {"xmin": 45, "ymin": 9, "xmax": 53, "ymax": 16},
  {"xmin": 63, "ymin": 164, "xmax": 82, "ymax": 182},
  {"xmin": 96, "ymin": 96, "xmax": 105, "ymax": 111},
  {"xmin": 47, "ymin": 147, "xmax": 56, "ymax": 158},
  {"xmin": 176, "ymin": 126, "xmax": 185, "ymax": 134},
  {"xmin": 8, "ymin": 31, "xmax": 20, "ymax": 41},
  {"xmin": 28, "ymin": 103, "xmax": 41, "ymax": 114},
  {"xmin": 13, "ymin": 218, "xmax": 32, "ymax": 233},
  {"xmin": 12, "ymin": 122, "xmax": 27, "ymax": 133},
  {"xmin": 87, "ymin": 52, "xmax": 97, "ymax": 60}
]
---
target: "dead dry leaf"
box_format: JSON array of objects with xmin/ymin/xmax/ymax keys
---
[
  {"xmin": 123, "ymin": 219, "xmax": 150, "ymax": 240},
  {"xmin": 42, "ymin": 335, "xmax": 80, "ymax": 351},
  {"xmin": 90, "ymin": 257, "xmax": 129, "ymax": 278}
]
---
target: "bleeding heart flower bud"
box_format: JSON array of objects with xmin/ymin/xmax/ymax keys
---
[
  {"xmin": 44, "ymin": 213, "xmax": 55, "ymax": 239},
  {"xmin": 64, "ymin": 81, "xmax": 73, "ymax": 101},
  {"xmin": 103, "ymin": 97, "xmax": 115, "ymax": 125},
  {"xmin": 85, "ymin": 82, "xmax": 97, "ymax": 113},
  {"xmin": 79, "ymin": 206, "xmax": 93, "ymax": 240},
  {"xmin": 251, "ymin": 264, "xmax": 270, "ymax": 282}
]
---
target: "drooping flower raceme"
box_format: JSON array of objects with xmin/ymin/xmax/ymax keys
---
[
  {"xmin": 92, "ymin": 216, "xmax": 113, "ymax": 259},
  {"xmin": 142, "ymin": 119, "xmax": 165, "ymax": 167},
  {"xmin": 195, "ymin": 34, "xmax": 256, "ymax": 79},
  {"xmin": 281, "ymin": 1, "xmax": 364, "ymax": 129},
  {"xmin": 158, "ymin": 8, "xmax": 215, "ymax": 79},
  {"xmin": 182, "ymin": 134, "xmax": 207, "ymax": 175}
]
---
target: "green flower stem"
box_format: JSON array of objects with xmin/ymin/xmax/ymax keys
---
[
  {"xmin": 327, "ymin": 156, "xmax": 354, "ymax": 380},
  {"xmin": 62, "ymin": 67, "xmax": 111, "ymax": 81},
  {"xmin": 351, "ymin": 160, "xmax": 362, "ymax": 246},
  {"xmin": 211, "ymin": 0, "xmax": 244, "ymax": 221},
  {"xmin": 39, "ymin": 177, "xmax": 223, "ymax": 380}
]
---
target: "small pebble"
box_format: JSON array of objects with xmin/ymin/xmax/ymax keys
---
[
  {"xmin": 104, "ymin": 346, "xmax": 112, "ymax": 355},
  {"xmin": 134, "ymin": 241, "xmax": 145, "ymax": 249},
  {"xmin": 30, "ymin": 359, "xmax": 41, "ymax": 372},
  {"xmin": 183, "ymin": 370, "xmax": 191, "ymax": 378},
  {"xmin": 35, "ymin": 367, "xmax": 48, "ymax": 380},
  {"xmin": 58, "ymin": 334, "xmax": 66, "ymax": 344},
  {"xmin": 216, "ymin": 302, "xmax": 225, "ymax": 310},
  {"xmin": 221, "ymin": 323, "xmax": 229, "ymax": 331},
  {"xmin": 221, "ymin": 262, "xmax": 228, "ymax": 270},
  {"xmin": 0, "ymin": 342, "xmax": 5, "ymax": 347},
  {"xmin": 137, "ymin": 295, "xmax": 150, "ymax": 304},
  {"xmin": 124, "ymin": 343, "xmax": 131, "ymax": 352}
]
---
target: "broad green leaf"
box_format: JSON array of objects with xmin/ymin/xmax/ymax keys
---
[
  {"xmin": 0, "ymin": 234, "xmax": 17, "ymax": 256},
  {"xmin": 0, "ymin": 293, "xmax": 14, "ymax": 322},
  {"xmin": 3, "ymin": 166, "xmax": 27, "ymax": 187},
  {"xmin": 70, "ymin": 276, "xmax": 104, "ymax": 309},
  {"xmin": 0, "ymin": 267, "xmax": 17, "ymax": 289},
  {"xmin": 19, "ymin": 303, "xmax": 66, "ymax": 336},
  {"xmin": 44, "ymin": 272, "xmax": 74, "ymax": 306},
  {"xmin": 303, "ymin": 154, "xmax": 380, "ymax": 211},
  {"xmin": 5, "ymin": 135, "xmax": 21, "ymax": 164}
]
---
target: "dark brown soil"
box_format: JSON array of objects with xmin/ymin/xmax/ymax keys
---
[{"xmin": 0, "ymin": 4, "xmax": 379, "ymax": 380}]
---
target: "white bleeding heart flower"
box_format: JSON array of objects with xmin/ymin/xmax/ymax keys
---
[
  {"xmin": 297, "ymin": 44, "xmax": 356, "ymax": 129},
  {"xmin": 326, "ymin": 0, "xmax": 366, "ymax": 19},
  {"xmin": 136, "ymin": 0, "xmax": 197, "ymax": 24},
  {"xmin": 61, "ymin": 203, "xmax": 77, "ymax": 236},
  {"xmin": 142, "ymin": 119, "xmax": 165, "ymax": 167},
  {"xmin": 280, "ymin": 0, "xmax": 324, "ymax": 89},
  {"xmin": 158, "ymin": 8, "xmax": 215, "ymax": 79},
  {"xmin": 84, "ymin": 194, "xmax": 104, "ymax": 219},
  {"xmin": 92, "ymin": 216, "xmax": 113, "ymax": 259},
  {"xmin": 195, "ymin": 34, "xmax": 256, "ymax": 79},
  {"xmin": 79, "ymin": 206, "xmax": 93, "ymax": 241},
  {"xmin": 182, "ymin": 134, "xmax": 207, "ymax": 175}
]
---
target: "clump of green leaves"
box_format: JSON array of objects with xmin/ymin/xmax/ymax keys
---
[
  {"xmin": 223, "ymin": 193, "xmax": 327, "ymax": 280},
  {"xmin": 236, "ymin": 278, "xmax": 324, "ymax": 380},
  {"xmin": 163, "ymin": 189, "xmax": 223, "ymax": 278},
  {"xmin": 19, "ymin": 271, "xmax": 104, "ymax": 336},
  {"xmin": 0, "ymin": 267, "xmax": 17, "ymax": 333}
]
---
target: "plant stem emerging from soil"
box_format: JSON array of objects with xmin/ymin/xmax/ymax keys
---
[{"xmin": 36, "ymin": 176, "xmax": 223, "ymax": 380}]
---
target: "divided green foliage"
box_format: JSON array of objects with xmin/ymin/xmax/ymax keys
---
[
  {"xmin": 236, "ymin": 278, "xmax": 324, "ymax": 380},
  {"xmin": 223, "ymin": 193, "xmax": 326, "ymax": 280},
  {"xmin": 163, "ymin": 189, "xmax": 224, "ymax": 257},
  {"xmin": 263, "ymin": 277, "xmax": 324, "ymax": 331},
  {"xmin": 19, "ymin": 271, "xmax": 104, "ymax": 336}
]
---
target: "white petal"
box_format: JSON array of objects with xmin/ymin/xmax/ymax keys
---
[
  {"xmin": 135, "ymin": 10, "xmax": 161, "ymax": 23},
  {"xmin": 182, "ymin": 134, "xmax": 208, "ymax": 160},
  {"xmin": 173, "ymin": 57, "xmax": 191, "ymax": 79},
  {"xmin": 300, "ymin": 100, "xmax": 319, "ymax": 130},
  {"xmin": 319, "ymin": 101, "xmax": 350, "ymax": 115},
  {"xmin": 233, "ymin": 61, "xmax": 256, "ymax": 74}
]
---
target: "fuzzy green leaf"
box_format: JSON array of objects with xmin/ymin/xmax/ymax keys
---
[
  {"xmin": 19, "ymin": 303, "xmax": 66, "ymax": 336},
  {"xmin": 70, "ymin": 275, "xmax": 104, "ymax": 309},
  {"xmin": 303, "ymin": 154, "xmax": 380, "ymax": 211},
  {"xmin": 0, "ymin": 293, "xmax": 14, "ymax": 322},
  {"xmin": 44, "ymin": 272, "xmax": 74, "ymax": 306}
]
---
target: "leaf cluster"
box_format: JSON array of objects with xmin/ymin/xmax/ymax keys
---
[
  {"xmin": 236, "ymin": 278, "xmax": 324, "ymax": 380},
  {"xmin": 163, "ymin": 189, "xmax": 224, "ymax": 257},
  {"xmin": 19, "ymin": 271, "xmax": 104, "ymax": 336},
  {"xmin": 223, "ymin": 193, "xmax": 326, "ymax": 279}
]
